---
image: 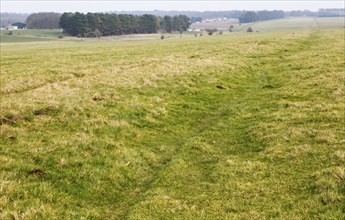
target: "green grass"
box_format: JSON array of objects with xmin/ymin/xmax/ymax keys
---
[
  {"xmin": 0, "ymin": 35, "xmax": 54, "ymax": 43},
  {"xmin": 236, "ymin": 17, "xmax": 345, "ymax": 32},
  {"xmin": 0, "ymin": 29, "xmax": 68, "ymax": 43},
  {"xmin": 0, "ymin": 29, "xmax": 344, "ymax": 219},
  {"xmin": 0, "ymin": 29, "xmax": 66, "ymax": 38}
]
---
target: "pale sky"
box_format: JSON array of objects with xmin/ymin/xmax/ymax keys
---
[{"xmin": 1, "ymin": 1, "xmax": 344, "ymax": 13}]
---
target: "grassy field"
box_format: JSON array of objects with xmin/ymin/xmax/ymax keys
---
[
  {"xmin": 190, "ymin": 19, "xmax": 239, "ymax": 31},
  {"xmin": 0, "ymin": 35, "xmax": 54, "ymax": 43},
  {"xmin": 0, "ymin": 29, "xmax": 68, "ymax": 43},
  {"xmin": 236, "ymin": 17, "xmax": 345, "ymax": 32},
  {"xmin": 0, "ymin": 28, "xmax": 344, "ymax": 219},
  {"xmin": 1, "ymin": 17, "xmax": 343, "ymax": 43}
]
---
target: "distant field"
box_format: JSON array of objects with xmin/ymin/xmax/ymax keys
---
[
  {"xmin": 1, "ymin": 28, "xmax": 344, "ymax": 219},
  {"xmin": 190, "ymin": 19, "xmax": 239, "ymax": 31},
  {"xmin": 236, "ymin": 17, "xmax": 345, "ymax": 32},
  {"xmin": 0, "ymin": 29, "xmax": 68, "ymax": 43},
  {"xmin": 0, "ymin": 35, "xmax": 54, "ymax": 43}
]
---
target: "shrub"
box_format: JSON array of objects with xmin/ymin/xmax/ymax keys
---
[
  {"xmin": 58, "ymin": 35, "xmax": 64, "ymax": 39},
  {"xmin": 8, "ymin": 31, "xmax": 13, "ymax": 35},
  {"xmin": 93, "ymin": 29, "xmax": 102, "ymax": 38},
  {"xmin": 247, "ymin": 27, "xmax": 253, "ymax": 33},
  {"xmin": 194, "ymin": 33, "xmax": 198, "ymax": 37},
  {"xmin": 205, "ymin": 28, "xmax": 217, "ymax": 35},
  {"xmin": 161, "ymin": 35, "xmax": 165, "ymax": 40},
  {"xmin": 219, "ymin": 31, "xmax": 223, "ymax": 35},
  {"xmin": 229, "ymin": 25, "xmax": 234, "ymax": 32}
]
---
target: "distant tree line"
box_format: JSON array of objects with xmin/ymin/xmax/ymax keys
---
[
  {"xmin": 59, "ymin": 12, "xmax": 190, "ymax": 37},
  {"xmin": 239, "ymin": 10, "xmax": 285, "ymax": 23},
  {"xmin": 111, "ymin": 10, "xmax": 243, "ymax": 20},
  {"xmin": 26, "ymin": 12, "xmax": 61, "ymax": 29},
  {"xmin": 0, "ymin": 13, "xmax": 28, "ymax": 28},
  {"xmin": 190, "ymin": 17, "xmax": 202, "ymax": 23},
  {"xmin": 286, "ymin": 10, "xmax": 317, "ymax": 17},
  {"xmin": 160, "ymin": 15, "xmax": 190, "ymax": 33},
  {"xmin": 318, "ymin": 8, "xmax": 345, "ymax": 17}
]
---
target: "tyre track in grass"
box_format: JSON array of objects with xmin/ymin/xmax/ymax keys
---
[{"xmin": 118, "ymin": 31, "xmax": 327, "ymax": 219}]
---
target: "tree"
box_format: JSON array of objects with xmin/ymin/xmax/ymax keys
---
[
  {"xmin": 257, "ymin": 10, "xmax": 284, "ymax": 21},
  {"xmin": 26, "ymin": 12, "xmax": 61, "ymax": 29},
  {"xmin": 172, "ymin": 15, "xmax": 190, "ymax": 32},
  {"xmin": 60, "ymin": 12, "xmax": 74, "ymax": 34},
  {"xmin": 162, "ymin": 15, "xmax": 173, "ymax": 33},
  {"xmin": 93, "ymin": 29, "xmax": 102, "ymax": 38},
  {"xmin": 140, "ymin": 14, "xmax": 159, "ymax": 33},
  {"xmin": 72, "ymin": 12, "xmax": 89, "ymax": 36},
  {"xmin": 119, "ymin": 14, "xmax": 130, "ymax": 34},
  {"xmin": 229, "ymin": 24, "xmax": 234, "ymax": 32},
  {"xmin": 190, "ymin": 17, "xmax": 202, "ymax": 23},
  {"xmin": 205, "ymin": 28, "xmax": 217, "ymax": 35},
  {"xmin": 239, "ymin": 11, "xmax": 259, "ymax": 23},
  {"xmin": 59, "ymin": 12, "xmax": 165, "ymax": 36},
  {"xmin": 129, "ymin": 15, "xmax": 140, "ymax": 34},
  {"xmin": 87, "ymin": 13, "xmax": 100, "ymax": 33}
]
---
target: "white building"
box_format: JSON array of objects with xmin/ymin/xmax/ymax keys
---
[{"xmin": 6, "ymin": 25, "xmax": 18, "ymax": 30}]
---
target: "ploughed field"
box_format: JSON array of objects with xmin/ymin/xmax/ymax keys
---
[{"xmin": 0, "ymin": 29, "xmax": 344, "ymax": 219}]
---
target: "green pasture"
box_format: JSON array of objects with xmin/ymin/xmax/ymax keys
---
[{"xmin": 0, "ymin": 27, "xmax": 344, "ymax": 219}]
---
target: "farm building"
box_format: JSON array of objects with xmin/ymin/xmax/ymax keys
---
[
  {"xmin": 6, "ymin": 24, "xmax": 18, "ymax": 30},
  {"xmin": 12, "ymin": 22, "xmax": 27, "ymax": 29}
]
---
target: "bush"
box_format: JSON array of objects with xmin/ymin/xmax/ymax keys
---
[
  {"xmin": 93, "ymin": 29, "xmax": 102, "ymax": 38},
  {"xmin": 194, "ymin": 33, "xmax": 198, "ymax": 37},
  {"xmin": 200, "ymin": 33, "xmax": 203, "ymax": 36},
  {"xmin": 247, "ymin": 27, "xmax": 253, "ymax": 33},
  {"xmin": 229, "ymin": 25, "xmax": 234, "ymax": 32},
  {"xmin": 8, "ymin": 31, "xmax": 13, "ymax": 35},
  {"xmin": 219, "ymin": 31, "xmax": 223, "ymax": 35},
  {"xmin": 205, "ymin": 28, "xmax": 217, "ymax": 35},
  {"xmin": 161, "ymin": 35, "xmax": 165, "ymax": 40},
  {"xmin": 58, "ymin": 35, "xmax": 64, "ymax": 39}
]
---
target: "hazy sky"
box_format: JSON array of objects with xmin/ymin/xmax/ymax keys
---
[{"xmin": 1, "ymin": 1, "xmax": 344, "ymax": 13}]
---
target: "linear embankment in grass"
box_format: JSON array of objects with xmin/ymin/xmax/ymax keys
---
[{"xmin": 0, "ymin": 29, "xmax": 344, "ymax": 219}]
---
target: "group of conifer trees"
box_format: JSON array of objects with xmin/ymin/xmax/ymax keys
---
[{"xmin": 60, "ymin": 12, "xmax": 190, "ymax": 37}]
